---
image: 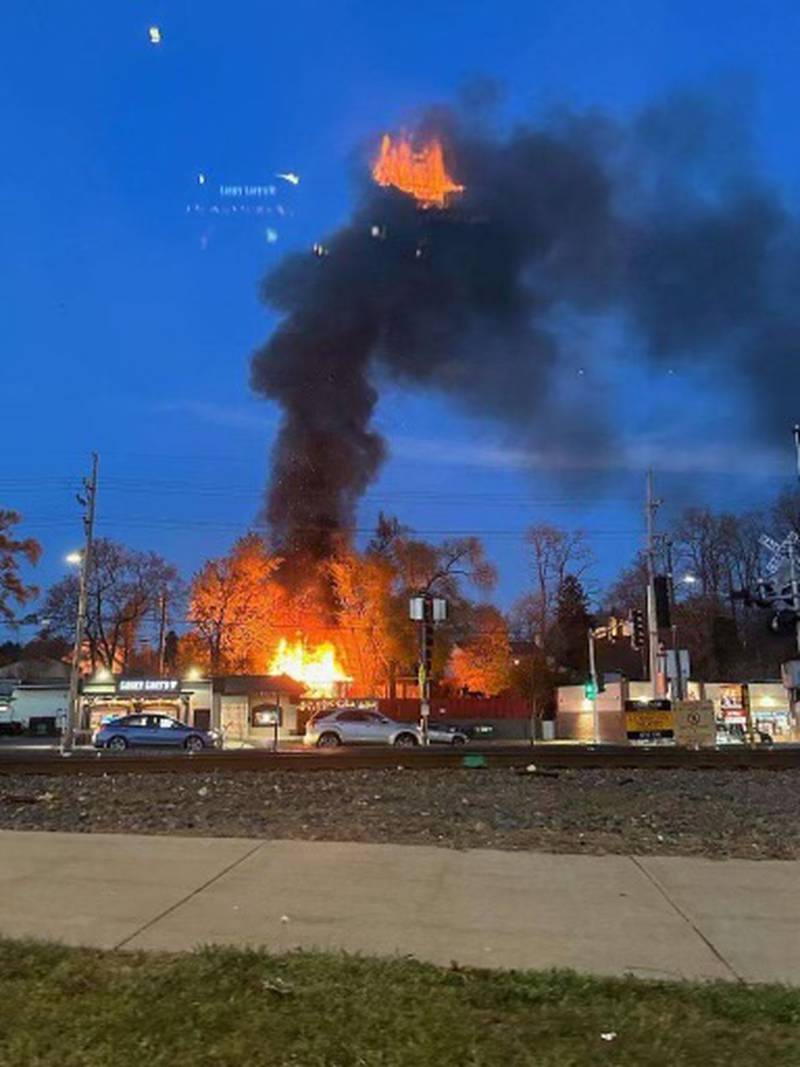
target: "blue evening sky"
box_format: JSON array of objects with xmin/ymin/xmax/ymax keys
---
[{"xmin": 3, "ymin": 0, "xmax": 800, "ymax": 621}]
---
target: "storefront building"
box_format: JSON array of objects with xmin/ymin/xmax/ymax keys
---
[{"xmin": 79, "ymin": 676, "xmax": 213, "ymax": 732}]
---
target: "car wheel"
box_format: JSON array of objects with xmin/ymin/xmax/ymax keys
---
[
  {"xmin": 184, "ymin": 735, "xmax": 205, "ymax": 752},
  {"xmin": 452, "ymin": 735, "xmax": 466, "ymax": 746},
  {"xmin": 317, "ymin": 732, "xmax": 341, "ymax": 748},
  {"xmin": 106, "ymin": 736, "xmax": 127, "ymax": 751},
  {"xmin": 394, "ymin": 732, "xmax": 418, "ymax": 748}
]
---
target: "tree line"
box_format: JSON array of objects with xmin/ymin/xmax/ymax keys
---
[{"xmin": 2, "ymin": 488, "xmax": 799, "ymax": 705}]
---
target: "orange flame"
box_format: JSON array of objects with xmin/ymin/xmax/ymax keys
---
[
  {"xmin": 268, "ymin": 638, "xmax": 351, "ymax": 697},
  {"xmin": 372, "ymin": 133, "xmax": 464, "ymax": 208}
]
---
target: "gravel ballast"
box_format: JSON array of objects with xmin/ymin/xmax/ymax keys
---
[{"xmin": 0, "ymin": 766, "xmax": 798, "ymax": 858}]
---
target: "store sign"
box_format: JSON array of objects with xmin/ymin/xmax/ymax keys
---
[
  {"xmin": 625, "ymin": 699, "xmax": 673, "ymax": 742},
  {"xmin": 719, "ymin": 683, "xmax": 748, "ymax": 726},
  {"xmin": 673, "ymin": 700, "xmax": 716, "ymax": 748},
  {"xmin": 299, "ymin": 697, "xmax": 377, "ymax": 712},
  {"xmin": 116, "ymin": 678, "xmax": 180, "ymax": 695}
]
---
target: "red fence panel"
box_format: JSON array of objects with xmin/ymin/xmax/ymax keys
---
[{"xmin": 378, "ymin": 697, "xmax": 532, "ymax": 721}]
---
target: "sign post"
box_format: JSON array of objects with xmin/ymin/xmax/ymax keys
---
[
  {"xmin": 673, "ymin": 700, "xmax": 716, "ymax": 748},
  {"xmin": 625, "ymin": 699, "xmax": 674, "ymax": 744}
]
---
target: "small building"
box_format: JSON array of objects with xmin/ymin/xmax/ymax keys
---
[
  {"xmin": 0, "ymin": 680, "xmax": 69, "ymax": 735},
  {"xmin": 0, "ymin": 671, "xmax": 306, "ymax": 746},
  {"xmin": 80, "ymin": 673, "xmax": 305, "ymax": 745},
  {"xmin": 557, "ymin": 678, "xmax": 796, "ymax": 743},
  {"xmin": 213, "ymin": 674, "xmax": 305, "ymax": 744}
]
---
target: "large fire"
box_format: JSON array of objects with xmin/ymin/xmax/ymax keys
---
[
  {"xmin": 268, "ymin": 638, "xmax": 351, "ymax": 697},
  {"xmin": 372, "ymin": 133, "xmax": 464, "ymax": 208}
]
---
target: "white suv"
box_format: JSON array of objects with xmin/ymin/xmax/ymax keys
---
[{"xmin": 304, "ymin": 708, "xmax": 421, "ymax": 748}]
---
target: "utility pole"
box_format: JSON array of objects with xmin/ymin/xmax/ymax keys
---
[
  {"xmin": 788, "ymin": 536, "xmax": 800, "ymax": 659},
  {"xmin": 157, "ymin": 590, "xmax": 168, "ymax": 677},
  {"xmin": 61, "ymin": 453, "xmax": 99, "ymax": 755},
  {"xmin": 645, "ymin": 470, "xmax": 662, "ymax": 698},
  {"xmin": 665, "ymin": 537, "xmax": 683, "ymax": 700},
  {"xmin": 794, "ymin": 426, "xmax": 800, "ymax": 657}
]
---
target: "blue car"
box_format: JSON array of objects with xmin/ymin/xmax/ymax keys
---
[{"xmin": 92, "ymin": 713, "xmax": 220, "ymax": 752}]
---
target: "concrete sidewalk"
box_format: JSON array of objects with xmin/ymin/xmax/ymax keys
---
[{"xmin": 0, "ymin": 830, "xmax": 796, "ymax": 984}]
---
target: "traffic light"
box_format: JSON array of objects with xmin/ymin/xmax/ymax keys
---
[
  {"xmin": 630, "ymin": 608, "xmax": 646, "ymax": 651},
  {"xmin": 653, "ymin": 575, "xmax": 672, "ymax": 628},
  {"xmin": 584, "ymin": 674, "xmax": 604, "ymax": 698},
  {"xmin": 421, "ymin": 619, "xmax": 434, "ymax": 674}
]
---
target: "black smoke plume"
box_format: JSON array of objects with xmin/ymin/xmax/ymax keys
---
[{"xmin": 251, "ymin": 87, "xmax": 800, "ymax": 557}]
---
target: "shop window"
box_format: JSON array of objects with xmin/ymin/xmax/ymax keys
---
[{"xmin": 252, "ymin": 704, "xmax": 281, "ymax": 728}]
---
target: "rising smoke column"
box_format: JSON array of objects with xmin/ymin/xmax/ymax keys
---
[{"xmin": 251, "ymin": 89, "xmax": 799, "ymax": 556}]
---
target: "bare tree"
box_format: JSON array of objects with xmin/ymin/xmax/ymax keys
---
[
  {"xmin": 772, "ymin": 489, "xmax": 800, "ymax": 537},
  {"xmin": 42, "ymin": 540, "xmax": 179, "ymax": 671},
  {"xmin": 390, "ymin": 536, "xmax": 497, "ymax": 599},
  {"xmin": 603, "ymin": 551, "xmax": 649, "ymax": 615},
  {"xmin": 515, "ymin": 524, "xmax": 593, "ymax": 644}
]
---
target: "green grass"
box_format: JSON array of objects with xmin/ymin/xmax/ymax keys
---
[{"xmin": 0, "ymin": 939, "xmax": 799, "ymax": 1066}]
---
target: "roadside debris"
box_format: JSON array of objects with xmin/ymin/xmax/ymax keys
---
[
  {"xmin": 514, "ymin": 764, "xmax": 560, "ymax": 779},
  {"xmin": 261, "ymin": 978, "xmax": 294, "ymax": 996}
]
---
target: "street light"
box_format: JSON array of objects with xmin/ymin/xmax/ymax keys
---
[
  {"xmin": 682, "ymin": 574, "xmax": 698, "ymax": 586},
  {"xmin": 65, "ymin": 551, "xmax": 83, "ymax": 566}
]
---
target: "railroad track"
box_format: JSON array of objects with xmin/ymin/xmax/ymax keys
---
[{"xmin": 0, "ymin": 744, "xmax": 799, "ymax": 775}]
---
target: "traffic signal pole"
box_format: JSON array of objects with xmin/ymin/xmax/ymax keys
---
[
  {"xmin": 419, "ymin": 597, "xmax": 433, "ymax": 745},
  {"xmin": 409, "ymin": 593, "xmax": 447, "ymax": 746},
  {"xmin": 587, "ymin": 626, "xmax": 600, "ymax": 744}
]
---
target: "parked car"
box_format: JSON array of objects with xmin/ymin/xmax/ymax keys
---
[
  {"xmin": 93, "ymin": 714, "xmax": 220, "ymax": 752},
  {"xmin": 304, "ymin": 708, "xmax": 421, "ymax": 748},
  {"xmin": 426, "ymin": 722, "xmax": 468, "ymax": 745},
  {"xmin": 460, "ymin": 723, "xmax": 495, "ymax": 741}
]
